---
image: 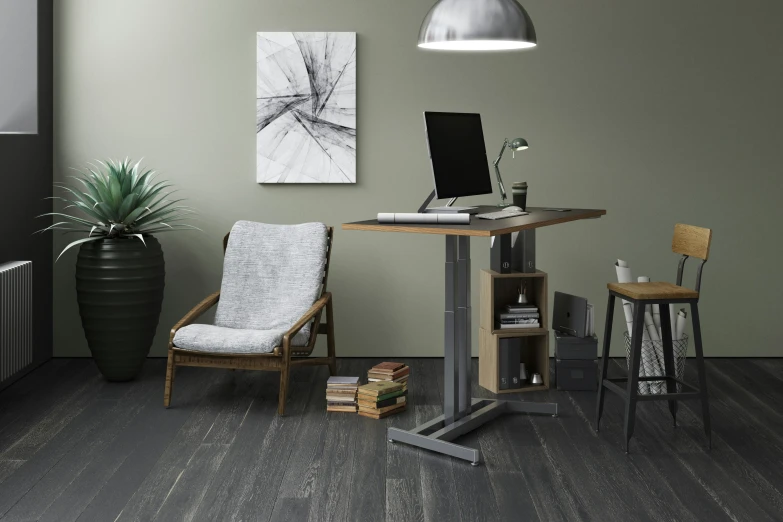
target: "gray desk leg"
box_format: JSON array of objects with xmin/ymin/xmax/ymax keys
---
[
  {"xmin": 388, "ymin": 399, "xmax": 557, "ymax": 466},
  {"xmin": 457, "ymin": 235, "xmax": 471, "ymax": 415},
  {"xmin": 444, "ymin": 236, "xmax": 459, "ymax": 423},
  {"xmin": 387, "ymin": 234, "xmax": 557, "ymax": 466}
]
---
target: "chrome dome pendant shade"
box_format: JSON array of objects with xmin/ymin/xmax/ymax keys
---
[{"xmin": 418, "ymin": 0, "xmax": 537, "ymax": 51}]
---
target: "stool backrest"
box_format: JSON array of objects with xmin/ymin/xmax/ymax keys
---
[
  {"xmin": 672, "ymin": 224, "xmax": 712, "ymax": 260},
  {"xmin": 672, "ymin": 223, "xmax": 712, "ymax": 292}
]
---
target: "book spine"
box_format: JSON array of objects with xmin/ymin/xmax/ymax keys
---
[
  {"xmin": 499, "ymin": 339, "xmax": 510, "ymax": 390},
  {"xmin": 499, "ymin": 323, "xmax": 540, "ymax": 329},
  {"xmin": 367, "ymin": 368, "xmax": 410, "ymax": 380},
  {"xmin": 359, "ymin": 396, "xmax": 406, "ymax": 409},
  {"xmin": 510, "ymin": 338, "xmax": 522, "ymax": 388},
  {"xmin": 358, "ymin": 388, "xmax": 407, "ymax": 402}
]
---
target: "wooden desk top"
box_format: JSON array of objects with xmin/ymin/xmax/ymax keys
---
[{"xmin": 342, "ymin": 207, "xmax": 607, "ymax": 237}]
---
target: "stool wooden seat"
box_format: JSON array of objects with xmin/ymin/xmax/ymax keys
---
[
  {"xmin": 607, "ymin": 282, "xmax": 699, "ymax": 300},
  {"xmin": 596, "ymin": 224, "xmax": 712, "ymax": 453}
]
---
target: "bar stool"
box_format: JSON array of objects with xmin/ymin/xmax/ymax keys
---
[{"xmin": 595, "ymin": 224, "xmax": 712, "ymax": 453}]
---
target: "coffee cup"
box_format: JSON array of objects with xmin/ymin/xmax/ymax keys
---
[{"xmin": 512, "ymin": 182, "xmax": 527, "ymax": 211}]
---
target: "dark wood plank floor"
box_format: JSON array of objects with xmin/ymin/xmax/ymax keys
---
[{"xmin": 1, "ymin": 357, "xmax": 782, "ymax": 521}]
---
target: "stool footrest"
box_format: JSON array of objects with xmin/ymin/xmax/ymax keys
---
[
  {"xmin": 635, "ymin": 375, "xmax": 695, "ymax": 389},
  {"xmin": 636, "ymin": 391, "xmax": 701, "ymax": 402},
  {"xmin": 602, "ymin": 376, "xmax": 702, "ymax": 401}
]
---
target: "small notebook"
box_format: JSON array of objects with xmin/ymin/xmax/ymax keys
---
[{"xmin": 327, "ymin": 376, "xmax": 359, "ymax": 386}]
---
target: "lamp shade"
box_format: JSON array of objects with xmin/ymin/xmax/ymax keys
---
[
  {"xmin": 510, "ymin": 138, "xmax": 528, "ymax": 151},
  {"xmin": 418, "ymin": 0, "xmax": 537, "ymax": 51}
]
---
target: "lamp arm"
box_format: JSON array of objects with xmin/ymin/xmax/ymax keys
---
[
  {"xmin": 493, "ymin": 139, "xmax": 509, "ymax": 205},
  {"xmin": 493, "ymin": 139, "xmax": 508, "ymax": 167}
]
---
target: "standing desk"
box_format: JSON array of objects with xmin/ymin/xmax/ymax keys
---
[{"xmin": 343, "ymin": 207, "xmax": 606, "ymax": 465}]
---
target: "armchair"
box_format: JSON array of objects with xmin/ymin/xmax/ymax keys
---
[{"xmin": 164, "ymin": 221, "xmax": 336, "ymax": 415}]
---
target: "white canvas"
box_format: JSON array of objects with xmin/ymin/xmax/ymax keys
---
[{"xmin": 257, "ymin": 32, "xmax": 356, "ymax": 183}]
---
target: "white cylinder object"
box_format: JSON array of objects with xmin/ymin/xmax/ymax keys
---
[{"xmin": 675, "ymin": 309, "xmax": 688, "ymax": 340}]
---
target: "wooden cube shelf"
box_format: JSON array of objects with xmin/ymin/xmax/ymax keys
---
[{"xmin": 478, "ymin": 269, "xmax": 550, "ymax": 394}]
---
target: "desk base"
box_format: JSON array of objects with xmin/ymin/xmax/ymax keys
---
[{"xmin": 387, "ymin": 398, "xmax": 558, "ymax": 465}]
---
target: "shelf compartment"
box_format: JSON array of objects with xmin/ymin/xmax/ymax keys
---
[
  {"xmin": 479, "ymin": 328, "xmax": 550, "ymax": 394},
  {"xmin": 480, "ymin": 269, "xmax": 548, "ymax": 332}
]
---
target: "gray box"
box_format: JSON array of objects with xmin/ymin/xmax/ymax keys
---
[
  {"xmin": 556, "ymin": 359, "xmax": 598, "ymax": 391},
  {"xmin": 554, "ymin": 332, "xmax": 598, "ymax": 360}
]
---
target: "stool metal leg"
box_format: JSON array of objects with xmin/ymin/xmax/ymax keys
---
[
  {"xmin": 659, "ymin": 303, "xmax": 678, "ymax": 427},
  {"xmin": 624, "ymin": 302, "xmax": 645, "ymax": 453},
  {"xmin": 595, "ymin": 293, "xmax": 615, "ymax": 432},
  {"xmin": 691, "ymin": 302, "xmax": 712, "ymax": 449}
]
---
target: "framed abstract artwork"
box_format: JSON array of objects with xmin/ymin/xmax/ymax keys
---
[{"xmin": 257, "ymin": 32, "xmax": 357, "ymax": 183}]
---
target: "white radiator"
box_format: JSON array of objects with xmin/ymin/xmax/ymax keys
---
[{"xmin": 1, "ymin": 261, "xmax": 33, "ymax": 384}]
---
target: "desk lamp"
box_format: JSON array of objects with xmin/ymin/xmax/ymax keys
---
[
  {"xmin": 418, "ymin": 0, "xmax": 537, "ymax": 51},
  {"xmin": 493, "ymin": 137, "xmax": 528, "ymax": 207}
]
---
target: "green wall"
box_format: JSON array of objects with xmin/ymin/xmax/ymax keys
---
[{"xmin": 53, "ymin": 0, "xmax": 783, "ymax": 358}]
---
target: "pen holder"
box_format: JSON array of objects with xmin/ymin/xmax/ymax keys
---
[{"xmin": 624, "ymin": 332, "xmax": 688, "ymax": 395}]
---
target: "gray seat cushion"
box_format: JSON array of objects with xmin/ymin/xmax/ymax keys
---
[
  {"xmin": 176, "ymin": 221, "xmax": 327, "ymax": 355},
  {"xmin": 173, "ymin": 324, "xmax": 309, "ymax": 354}
]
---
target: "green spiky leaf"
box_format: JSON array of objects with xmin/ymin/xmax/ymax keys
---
[{"xmin": 39, "ymin": 159, "xmax": 196, "ymax": 259}]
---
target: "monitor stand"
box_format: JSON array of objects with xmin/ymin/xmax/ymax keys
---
[{"xmin": 417, "ymin": 190, "xmax": 478, "ymax": 214}]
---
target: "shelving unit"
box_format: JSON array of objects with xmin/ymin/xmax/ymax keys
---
[{"xmin": 479, "ymin": 269, "xmax": 550, "ymax": 394}]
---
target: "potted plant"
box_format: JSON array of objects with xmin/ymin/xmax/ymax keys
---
[{"xmin": 40, "ymin": 159, "xmax": 196, "ymax": 381}]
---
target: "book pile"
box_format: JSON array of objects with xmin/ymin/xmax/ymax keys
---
[
  {"xmin": 367, "ymin": 361, "xmax": 410, "ymax": 384},
  {"xmin": 326, "ymin": 376, "xmax": 360, "ymax": 412},
  {"xmin": 357, "ymin": 380, "xmax": 408, "ymax": 419},
  {"xmin": 499, "ymin": 302, "xmax": 540, "ymax": 329}
]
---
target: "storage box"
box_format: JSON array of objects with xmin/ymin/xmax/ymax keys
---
[
  {"xmin": 554, "ymin": 332, "xmax": 598, "ymax": 360},
  {"xmin": 555, "ymin": 359, "xmax": 598, "ymax": 391}
]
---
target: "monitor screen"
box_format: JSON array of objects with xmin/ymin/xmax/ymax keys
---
[{"xmin": 424, "ymin": 112, "xmax": 493, "ymax": 199}]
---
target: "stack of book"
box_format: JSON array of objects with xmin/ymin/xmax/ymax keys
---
[
  {"xmin": 326, "ymin": 376, "xmax": 360, "ymax": 412},
  {"xmin": 357, "ymin": 381, "xmax": 408, "ymax": 419},
  {"xmin": 498, "ymin": 303, "xmax": 540, "ymax": 329},
  {"xmin": 367, "ymin": 361, "xmax": 410, "ymax": 384}
]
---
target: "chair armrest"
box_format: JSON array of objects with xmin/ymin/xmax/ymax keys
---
[
  {"xmin": 282, "ymin": 292, "xmax": 332, "ymax": 348},
  {"xmin": 169, "ymin": 291, "xmax": 221, "ymax": 343}
]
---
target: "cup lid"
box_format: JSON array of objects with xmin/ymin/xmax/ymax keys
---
[{"xmin": 512, "ymin": 181, "xmax": 528, "ymax": 188}]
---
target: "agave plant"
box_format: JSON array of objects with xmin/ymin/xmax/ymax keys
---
[{"xmin": 39, "ymin": 158, "xmax": 197, "ymax": 260}]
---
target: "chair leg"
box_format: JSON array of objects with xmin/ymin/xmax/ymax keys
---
[
  {"xmin": 595, "ymin": 293, "xmax": 616, "ymax": 433},
  {"xmin": 278, "ymin": 355, "xmax": 291, "ymax": 416},
  {"xmin": 659, "ymin": 303, "xmax": 678, "ymax": 427},
  {"xmin": 691, "ymin": 302, "xmax": 711, "ymax": 449},
  {"xmin": 164, "ymin": 348, "xmax": 176, "ymax": 408},
  {"xmin": 326, "ymin": 297, "xmax": 337, "ymax": 376},
  {"xmin": 624, "ymin": 302, "xmax": 645, "ymax": 453}
]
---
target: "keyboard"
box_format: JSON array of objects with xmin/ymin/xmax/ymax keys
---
[{"xmin": 476, "ymin": 209, "xmax": 529, "ymax": 220}]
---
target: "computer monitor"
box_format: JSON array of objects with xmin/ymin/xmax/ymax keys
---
[{"xmin": 423, "ymin": 112, "xmax": 493, "ymax": 199}]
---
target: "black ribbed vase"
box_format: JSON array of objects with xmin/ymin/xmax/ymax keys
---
[{"xmin": 75, "ymin": 236, "xmax": 165, "ymax": 381}]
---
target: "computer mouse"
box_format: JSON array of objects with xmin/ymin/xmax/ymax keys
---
[{"xmin": 505, "ymin": 206, "xmax": 524, "ymax": 212}]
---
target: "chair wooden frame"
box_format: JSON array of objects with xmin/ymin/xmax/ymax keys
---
[{"xmin": 164, "ymin": 227, "xmax": 336, "ymax": 415}]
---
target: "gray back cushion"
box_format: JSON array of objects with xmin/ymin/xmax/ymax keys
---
[{"xmin": 214, "ymin": 221, "xmax": 328, "ymax": 340}]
